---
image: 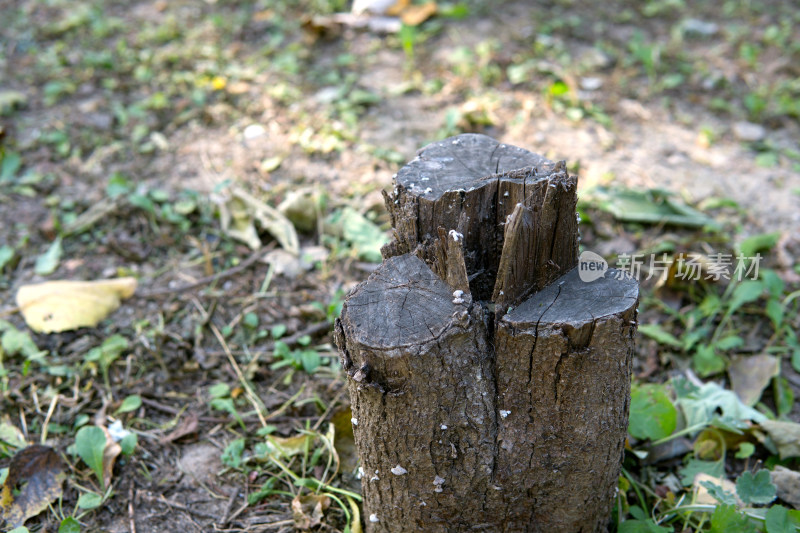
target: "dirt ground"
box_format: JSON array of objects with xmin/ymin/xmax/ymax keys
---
[{"xmin": 1, "ymin": 1, "xmax": 799, "ymax": 532}]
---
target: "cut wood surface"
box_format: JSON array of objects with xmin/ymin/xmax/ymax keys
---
[{"xmin": 336, "ymin": 134, "xmax": 639, "ymax": 532}]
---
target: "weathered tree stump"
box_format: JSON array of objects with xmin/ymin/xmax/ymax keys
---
[{"xmin": 335, "ymin": 134, "xmax": 638, "ymax": 532}]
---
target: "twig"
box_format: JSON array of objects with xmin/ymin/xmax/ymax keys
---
[
  {"xmin": 128, "ymin": 485, "xmax": 137, "ymax": 533},
  {"xmin": 136, "ymin": 490, "xmax": 220, "ymax": 520},
  {"xmin": 136, "ymin": 244, "xmax": 275, "ymax": 299}
]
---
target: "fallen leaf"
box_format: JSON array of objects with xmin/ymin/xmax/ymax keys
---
[
  {"xmin": 217, "ymin": 187, "xmax": 299, "ymax": 255},
  {"xmin": 0, "ymin": 419, "xmax": 27, "ymax": 449},
  {"xmin": 265, "ymin": 434, "xmax": 313, "ymax": 458},
  {"xmin": 74, "ymin": 425, "xmax": 122, "ymax": 489},
  {"xmin": 16, "ymin": 278, "xmax": 137, "ymax": 333},
  {"xmin": 728, "ymin": 354, "xmax": 780, "ymax": 406},
  {"xmin": 771, "ymin": 466, "xmax": 800, "ymax": 510},
  {"xmin": 401, "ymin": 2, "xmax": 437, "ymax": 25},
  {"xmin": 330, "ymin": 408, "xmax": 358, "ymax": 473},
  {"xmin": 291, "ymin": 493, "xmax": 330, "ymax": 530},
  {"xmin": 582, "ymin": 186, "xmax": 720, "ymax": 229},
  {"xmin": 760, "ymin": 419, "xmax": 800, "ymax": 459},
  {"xmin": 0, "ymin": 445, "xmax": 66, "ymax": 530},
  {"xmin": 159, "ymin": 412, "xmax": 199, "ymax": 445}
]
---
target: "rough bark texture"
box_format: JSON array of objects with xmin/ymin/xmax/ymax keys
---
[{"xmin": 335, "ymin": 134, "xmax": 639, "ymax": 532}]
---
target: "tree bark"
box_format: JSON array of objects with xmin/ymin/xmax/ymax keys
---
[{"xmin": 335, "ymin": 134, "xmax": 638, "ymax": 532}]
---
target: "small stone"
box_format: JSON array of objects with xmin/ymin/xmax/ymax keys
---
[
  {"xmin": 579, "ymin": 77, "xmax": 603, "ymax": 91},
  {"xmin": 732, "ymin": 121, "xmax": 766, "ymax": 142},
  {"xmin": 243, "ymin": 124, "xmax": 266, "ymax": 140},
  {"xmin": 682, "ymin": 18, "xmax": 719, "ymax": 37}
]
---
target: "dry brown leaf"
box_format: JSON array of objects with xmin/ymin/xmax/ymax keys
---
[
  {"xmin": 16, "ymin": 277, "xmax": 137, "ymax": 333},
  {"xmin": 0, "ymin": 445, "xmax": 66, "ymax": 529},
  {"xmin": 760, "ymin": 419, "xmax": 800, "ymax": 459},
  {"xmin": 728, "ymin": 353, "xmax": 779, "ymax": 406},
  {"xmin": 291, "ymin": 493, "xmax": 330, "ymax": 530},
  {"xmin": 400, "ymin": 2, "xmax": 437, "ymax": 26},
  {"xmin": 771, "ymin": 466, "xmax": 800, "ymax": 509},
  {"xmin": 100, "ymin": 425, "xmax": 122, "ymax": 489},
  {"xmin": 692, "ymin": 473, "xmax": 741, "ymax": 506},
  {"xmin": 159, "ymin": 412, "xmax": 199, "ymax": 445}
]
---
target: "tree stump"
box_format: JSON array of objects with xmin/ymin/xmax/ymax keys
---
[{"xmin": 334, "ymin": 134, "xmax": 639, "ymax": 532}]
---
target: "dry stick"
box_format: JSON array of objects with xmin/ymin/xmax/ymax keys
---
[
  {"xmin": 128, "ymin": 485, "xmax": 137, "ymax": 533},
  {"xmin": 40, "ymin": 394, "xmax": 60, "ymax": 444},
  {"xmin": 210, "ymin": 322, "xmax": 269, "ymax": 429},
  {"xmin": 136, "ymin": 243, "xmax": 275, "ymax": 299}
]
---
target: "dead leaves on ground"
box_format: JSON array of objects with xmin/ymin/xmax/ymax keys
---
[
  {"xmin": 16, "ymin": 277, "xmax": 137, "ymax": 333},
  {"xmin": 0, "ymin": 445, "xmax": 66, "ymax": 530}
]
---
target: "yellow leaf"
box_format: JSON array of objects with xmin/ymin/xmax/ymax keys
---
[
  {"xmin": 401, "ymin": 2, "xmax": 437, "ymax": 26},
  {"xmin": 16, "ymin": 277, "xmax": 137, "ymax": 333}
]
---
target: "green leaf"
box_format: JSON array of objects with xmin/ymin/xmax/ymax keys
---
[
  {"xmin": 58, "ymin": 516, "xmax": 81, "ymax": 533},
  {"xmin": 700, "ymin": 480, "xmax": 738, "ymax": 505},
  {"xmin": 583, "ymin": 186, "xmax": 720, "ymax": 229},
  {"xmin": 35, "ymin": 237, "xmax": 62, "ymax": 276},
  {"xmin": 679, "ymin": 458, "xmax": 724, "ymax": 486},
  {"xmin": 765, "ymin": 505, "xmax": 795, "ymax": 533},
  {"xmin": 736, "ymin": 469, "xmax": 777, "ymax": 505},
  {"xmin": 76, "ymin": 491, "xmax": 103, "ymax": 509},
  {"xmin": 74, "ymin": 426, "xmax": 107, "ymax": 487},
  {"xmin": 735, "ymin": 442, "xmax": 755, "ymax": 459},
  {"xmin": 208, "ymin": 383, "xmax": 230, "ymax": 398},
  {"xmin": 0, "ymin": 245, "xmax": 15, "ymax": 273},
  {"xmin": 7, "ymin": 527, "xmax": 30, "ymax": 533},
  {"xmin": 115, "ymin": 394, "xmax": 142, "ymax": 414},
  {"xmin": 105, "ymin": 172, "xmax": 132, "ymax": 197},
  {"xmin": 766, "ymin": 299, "xmax": 784, "ymax": 330},
  {"xmin": 775, "ymin": 377, "xmax": 795, "ymax": 417},
  {"xmin": 714, "ymin": 335, "xmax": 744, "ymax": 351},
  {"xmin": 242, "ymin": 312, "xmax": 259, "ymax": 329},
  {"xmin": 1, "ymin": 150, "xmax": 22, "ymax": 181},
  {"xmin": 637, "ymin": 324, "xmax": 682, "ymax": 348},
  {"xmin": 693, "ymin": 345, "xmax": 725, "ymax": 377},
  {"xmin": 1, "ymin": 327, "xmax": 42, "ymax": 359},
  {"xmin": 675, "ymin": 380, "xmax": 766, "ymax": 429},
  {"xmin": 221, "ymin": 438, "xmax": 245, "ymax": 468},
  {"xmin": 709, "ymin": 504, "xmax": 757, "ymax": 533},
  {"xmin": 271, "ymin": 324, "xmax": 287, "ymax": 339},
  {"xmin": 727, "ymin": 280, "xmax": 764, "ymax": 315},
  {"xmin": 629, "ymin": 383, "xmax": 677, "ymax": 440},
  {"xmin": 300, "ymin": 349, "xmax": 320, "ymax": 374},
  {"xmin": 120, "ymin": 432, "xmax": 137, "ymax": 456}
]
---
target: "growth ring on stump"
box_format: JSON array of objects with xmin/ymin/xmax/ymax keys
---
[{"xmin": 335, "ymin": 134, "xmax": 639, "ymax": 532}]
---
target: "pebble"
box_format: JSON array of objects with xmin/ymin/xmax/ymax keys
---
[
  {"xmin": 732, "ymin": 121, "xmax": 766, "ymax": 142},
  {"xmin": 682, "ymin": 18, "xmax": 719, "ymax": 37}
]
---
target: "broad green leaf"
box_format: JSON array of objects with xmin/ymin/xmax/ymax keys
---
[
  {"xmin": 58, "ymin": 516, "xmax": 81, "ymax": 533},
  {"xmin": 765, "ymin": 505, "xmax": 794, "ymax": 533},
  {"xmin": 0, "ymin": 245, "xmax": 15, "ymax": 273},
  {"xmin": 76, "ymin": 491, "xmax": 103, "ymax": 509},
  {"xmin": 679, "ymin": 458, "xmax": 724, "ymax": 486},
  {"xmin": 619, "ymin": 507, "xmax": 672, "ymax": 533},
  {"xmin": 766, "ymin": 299, "xmax": 784, "ymax": 330},
  {"xmin": 115, "ymin": 395, "xmax": 142, "ymax": 414},
  {"xmin": 34, "ymin": 238, "xmax": 62, "ymax": 276},
  {"xmin": 693, "ymin": 345, "xmax": 725, "ymax": 377},
  {"xmin": 208, "ymin": 383, "xmax": 230, "ymax": 398},
  {"xmin": 775, "ymin": 377, "xmax": 795, "ymax": 417},
  {"xmin": 726, "ymin": 280, "xmax": 764, "ymax": 315},
  {"xmin": 1, "ymin": 328, "xmax": 42, "ymax": 359},
  {"xmin": 637, "ymin": 324, "xmax": 681, "ymax": 348},
  {"xmin": 221, "ymin": 438, "xmax": 245, "ymax": 468},
  {"xmin": 715, "ymin": 335, "xmax": 744, "ymax": 351},
  {"xmin": 709, "ymin": 504, "xmax": 757, "ymax": 533},
  {"xmin": 675, "ymin": 380, "xmax": 766, "ymax": 429},
  {"xmin": 583, "ymin": 186, "xmax": 720, "ymax": 229},
  {"xmin": 629, "ymin": 383, "xmax": 677, "ymax": 441},
  {"xmin": 737, "ymin": 232, "xmax": 780, "ymax": 257},
  {"xmin": 736, "ymin": 470, "xmax": 777, "ymax": 505},
  {"xmin": 735, "ymin": 442, "xmax": 755, "ymax": 459},
  {"xmin": 74, "ymin": 426, "xmax": 107, "ymax": 487},
  {"xmin": 301, "ymin": 349, "xmax": 320, "ymax": 374},
  {"xmin": 0, "ymin": 151, "xmax": 22, "ymax": 181},
  {"xmin": 271, "ymin": 324, "xmax": 287, "ymax": 339}
]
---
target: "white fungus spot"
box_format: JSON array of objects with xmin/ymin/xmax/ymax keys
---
[
  {"xmin": 351, "ymin": 417, "xmax": 358, "ymax": 426},
  {"xmin": 500, "ymin": 410, "xmax": 511, "ymax": 418},
  {"xmin": 391, "ymin": 465, "xmax": 408, "ymax": 476},
  {"xmin": 357, "ymin": 466, "xmax": 364, "ymax": 479},
  {"xmin": 424, "ymin": 187, "xmax": 432, "ymax": 194},
  {"xmin": 503, "ymin": 191, "xmax": 509, "ymax": 197},
  {"xmin": 452, "ymin": 139, "xmax": 460, "ymax": 145},
  {"xmin": 452, "ymin": 289, "xmax": 464, "ymax": 304},
  {"xmin": 441, "ymin": 424, "xmax": 448, "ymax": 430},
  {"xmin": 369, "ymin": 514, "xmax": 380, "ymax": 523},
  {"xmin": 433, "ymin": 475, "xmax": 445, "ymax": 492},
  {"xmin": 448, "ymin": 230, "xmax": 463, "ymax": 242}
]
